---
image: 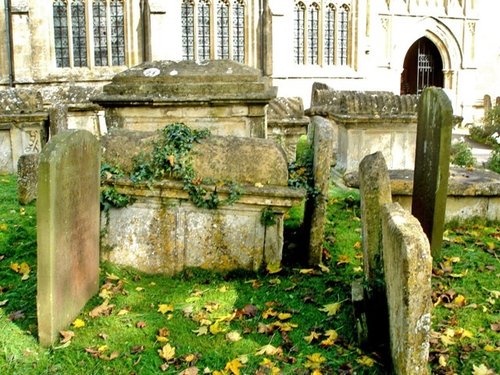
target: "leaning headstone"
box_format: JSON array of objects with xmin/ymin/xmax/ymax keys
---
[
  {"xmin": 483, "ymin": 94, "xmax": 492, "ymax": 116},
  {"xmin": 411, "ymin": 87, "xmax": 453, "ymax": 258},
  {"xmin": 358, "ymin": 151, "xmax": 392, "ymax": 357},
  {"xmin": 382, "ymin": 202, "xmax": 432, "ymax": 375},
  {"xmin": 359, "ymin": 152, "xmax": 392, "ymax": 282},
  {"xmin": 17, "ymin": 153, "xmax": 40, "ymax": 205},
  {"xmin": 37, "ymin": 130, "xmax": 100, "ymax": 346},
  {"xmin": 303, "ymin": 116, "xmax": 334, "ymax": 265}
]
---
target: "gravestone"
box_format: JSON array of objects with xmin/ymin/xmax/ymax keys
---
[
  {"xmin": 382, "ymin": 203, "xmax": 432, "ymax": 375},
  {"xmin": 411, "ymin": 87, "xmax": 453, "ymax": 257},
  {"xmin": 303, "ymin": 116, "xmax": 334, "ymax": 265},
  {"xmin": 37, "ymin": 130, "xmax": 100, "ymax": 346},
  {"xmin": 17, "ymin": 153, "xmax": 40, "ymax": 205},
  {"xmin": 359, "ymin": 152, "xmax": 392, "ymax": 282}
]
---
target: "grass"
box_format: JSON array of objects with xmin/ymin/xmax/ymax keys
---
[{"xmin": 0, "ymin": 174, "xmax": 499, "ymax": 374}]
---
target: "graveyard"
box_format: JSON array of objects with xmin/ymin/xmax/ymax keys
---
[{"xmin": 0, "ymin": 61, "xmax": 499, "ymax": 374}]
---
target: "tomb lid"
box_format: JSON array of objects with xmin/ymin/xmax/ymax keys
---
[
  {"xmin": 307, "ymin": 83, "xmax": 418, "ymax": 119},
  {"xmin": 0, "ymin": 88, "xmax": 44, "ymax": 115},
  {"xmin": 94, "ymin": 60, "xmax": 277, "ymax": 105},
  {"xmin": 101, "ymin": 128, "xmax": 289, "ymax": 186}
]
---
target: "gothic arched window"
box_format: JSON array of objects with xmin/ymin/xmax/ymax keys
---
[
  {"xmin": 338, "ymin": 4, "xmax": 349, "ymax": 66},
  {"xmin": 217, "ymin": 0, "xmax": 230, "ymax": 59},
  {"xmin": 181, "ymin": 0, "xmax": 195, "ymax": 60},
  {"xmin": 324, "ymin": 3, "xmax": 335, "ymax": 65},
  {"xmin": 53, "ymin": 0, "xmax": 70, "ymax": 67},
  {"xmin": 71, "ymin": 0, "xmax": 87, "ymax": 67},
  {"xmin": 294, "ymin": 2, "xmax": 306, "ymax": 64},
  {"xmin": 308, "ymin": 3, "xmax": 319, "ymax": 65},
  {"xmin": 110, "ymin": 0, "xmax": 125, "ymax": 65},
  {"xmin": 198, "ymin": 0, "xmax": 211, "ymax": 60},
  {"xmin": 232, "ymin": 0, "xmax": 245, "ymax": 63}
]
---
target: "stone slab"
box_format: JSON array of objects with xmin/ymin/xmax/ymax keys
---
[
  {"xmin": 37, "ymin": 130, "xmax": 100, "ymax": 346},
  {"xmin": 17, "ymin": 153, "xmax": 40, "ymax": 205}
]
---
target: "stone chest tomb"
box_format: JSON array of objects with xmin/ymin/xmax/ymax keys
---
[
  {"xmin": 100, "ymin": 126, "xmax": 304, "ymax": 274},
  {"xmin": 93, "ymin": 60, "xmax": 277, "ymax": 138}
]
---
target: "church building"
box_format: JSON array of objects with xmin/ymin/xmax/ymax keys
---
[{"xmin": 0, "ymin": 0, "xmax": 498, "ymax": 123}]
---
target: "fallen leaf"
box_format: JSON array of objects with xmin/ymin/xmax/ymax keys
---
[
  {"xmin": 136, "ymin": 321, "xmax": 146, "ymax": 328},
  {"xmin": 225, "ymin": 358, "xmax": 244, "ymax": 375},
  {"xmin": 226, "ymin": 331, "xmax": 242, "ymax": 342},
  {"xmin": 130, "ymin": 345, "xmax": 145, "ymax": 354},
  {"xmin": 266, "ymin": 262, "xmax": 282, "ymax": 274},
  {"xmin": 299, "ymin": 268, "xmax": 315, "ymax": 274},
  {"xmin": 277, "ymin": 312, "xmax": 292, "ymax": 320},
  {"xmin": 305, "ymin": 353, "xmax": 326, "ymax": 369},
  {"xmin": 304, "ymin": 331, "xmax": 321, "ymax": 344},
  {"xmin": 72, "ymin": 318, "xmax": 85, "ymax": 328},
  {"xmin": 319, "ymin": 302, "xmax": 341, "ymax": 316},
  {"xmin": 336, "ymin": 255, "xmax": 350, "ymax": 265},
  {"xmin": 158, "ymin": 344, "xmax": 176, "ymax": 362},
  {"xmin": 357, "ymin": 355, "xmax": 375, "ymax": 367},
  {"xmin": 158, "ymin": 304, "xmax": 174, "ymax": 314},
  {"xmin": 193, "ymin": 326, "xmax": 208, "ymax": 336},
  {"xmin": 318, "ymin": 264, "xmax": 330, "ymax": 273},
  {"xmin": 59, "ymin": 330, "xmax": 75, "ymax": 344},
  {"xmin": 472, "ymin": 364, "xmax": 495, "ymax": 375},
  {"xmin": 89, "ymin": 300, "xmax": 115, "ymax": 318},
  {"xmin": 255, "ymin": 344, "xmax": 281, "ymax": 356},
  {"xmin": 0, "ymin": 299, "xmax": 8, "ymax": 307},
  {"xmin": 179, "ymin": 367, "xmax": 199, "ymax": 375}
]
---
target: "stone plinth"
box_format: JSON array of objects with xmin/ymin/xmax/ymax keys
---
[
  {"xmin": 93, "ymin": 60, "xmax": 277, "ymax": 138},
  {"xmin": 101, "ymin": 129, "xmax": 304, "ymax": 274},
  {"xmin": 308, "ymin": 85, "xmax": 419, "ymax": 174},
  {"xmin": 344, "ymin": 167, "xmax": 500, "ymax": 221},
  {"xmin": 267, "ymin": 97, "xmax": 309, "ymax": 161}
]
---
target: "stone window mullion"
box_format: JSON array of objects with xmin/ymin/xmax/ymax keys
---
[
  {"xmin": 105, "ymin": 0, "xmax": 112, "ymax": 66},
  {"xmin": 67, "ymin": 0, "xmax": 75, "ymax": 67}
]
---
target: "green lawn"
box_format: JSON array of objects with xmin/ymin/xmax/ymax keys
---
[{"xmin": 0, "ymin": 174, "xmax": 498, "ymax": 374}]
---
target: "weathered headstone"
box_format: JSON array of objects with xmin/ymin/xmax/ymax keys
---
[
  {"xmin": 303, "ymin": 116, "xmax": 334, "ymax": 265},
  {"xmin": 358, "ymin": 152, "xmax": 392, "ymax": 356},
  {"xmin": 17, "ymin": 153, "xmax": 40, "ymax": 205},
  {"xmin": 382, "ymin": 202, "xmax": 432, "ymax": 375},
  {"xmin": 37, "ymin": 130, "xmax": 100, "ymax": 346},
  {"xmin": 483, "ymin": 94, "xmax": 492, "ymax": 116},
  {"xmin": 412, "ymin": 87, "xmax": 453, "ymax": 257},
  {"xmin": 359, "ymin": 152, "xmax": 392, "ymax": 282},
  {"xmin": 48, "ymin": 104, "xmax": 69, "ymax": 136}
]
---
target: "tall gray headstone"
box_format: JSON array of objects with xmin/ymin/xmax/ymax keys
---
[
  {"xmin": 412, "ymin": 87, "xmax": 453, "ymax": 258},
  {"xmin": 359, "ymin": 152, "xmax": 392, "ymax": 283},
  {"xmin": 382, "ymin": 203, "xmax": 432, "ymax": 375},
  {"xmin": 37, "ymin": 130, "xmax": 100, "ymax": 346}
]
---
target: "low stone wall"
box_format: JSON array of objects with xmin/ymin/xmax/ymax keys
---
[{"xmin": 345, "ymin": 167, "xmax": 500, "ymax": 221}]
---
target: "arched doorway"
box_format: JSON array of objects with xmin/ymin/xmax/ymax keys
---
[{"xmin": 400, "ymin": 37, "xmax": 444, "ymax": 95}]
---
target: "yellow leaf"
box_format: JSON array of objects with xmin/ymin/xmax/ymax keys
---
[
  {"xmin": 72, "ymin": 318, "xmax": 85, "ymax": 328},
  {"xmin": 472, "ymin": 364, "xmax": 495, "ymax": 375},
  {"xmin": 299, "ymin": 268, "xmax": 315, "ymax": 274},
  {"xmin": 319, "ymin": 302, "xmax": 341, "ymax": 316},
  {"xmin": 192, "ymin": 326, "xmax": 208, "ymax": 336},
  {"xmin": 305, "ymin": 353, "xmax": 326, "ymax": 369},
  {"xmin": 311, "ymin": 370, "xmax": 323, "ymax": 375},
  {"xmin": 304, "ymin": 331, "xmax": 321, "ymax": 344},
  {"xmin": 0, "ymin": 223, "xmax": 8, "ymax": 231},
  {"xmin": 97, "ymin": 345, "xmax": 108, "ymax": 353},
  {"xmin": 483, "ymin": 345, "xmax": 495, "ymax": 352},
  {"xmin": 158, "ymin": 304, "xmax": 174, "ymax": 314},
  {"xmin": 156, "ymin": 336, "xmax": 169, "ymax": 343},
  {"xmin": 209, "ymin": 322, "xmax": 226, "ymax": 335},
  {"xmin": 262, "ymin": 308, "xmax": 278, "ymax": 319},
  {"xmin": 225, "ymin": 358, "xmax": 243, "ymax": 375},
  {"xmin": 158, "ymin": 344, "xmax": 176, "ymax": 362},
  {"xmin": 218, "ymin": 286, "xmax": 229, "ymax": 292},
  {"xmin": 105, "ymin": 273, "xmax": 120, "ymax": 281},
  {"xmin": 59, "ymin": 330, "xmax": 75, "ymax": 344},
  {"xmin": 318, "ymin": 264, "xmax": 330, "ymax": 273},
  {"xmin": 226, "ymin": 331, "xmax": 242, "ymax": 342},
  {"xmin": 453, "ymin": 294, "xmax": 466, "ymax": 306},
  {"xmin": 99, "ymin": 289, "xmax": 113, "ymax": 300},
  {"xmin": 184, "ymin": 354, "xmax": 197, "ymax": 363},
  {"xmin": 320, "ymin": 336, "xmax": 336, "ymax": 347},
  {"xmin": 353, "ymin": 241, "xmax": 362, "ymax": 249},
  {"xmin": 266, "ymin": 262, "xmax": 282, "ymax": 274},
  {"xmin": 456, "ymin": 327, "xmax": 474, "ymax": 339},
  {"xmin": 324, "ymin": 329, "xmax": 338, "ymax": 339},
  {"xmin": 357, "ymin": 355, "xmax": 375, "ymax": 367},
  {"xmin": 438, "ymin": 355, "xmax": 447, "ymax": 367},
  {"xmin": 277, "ymin": 312, "xmax": 292, "ymax": 320},
  {"xmin": 256, "ymin": 344, "xmax": 281, "ymax": 356},
  {"xmin": 117, "ymin": 309, "xmax": 129, "ymax": 316},
  {"xmin": 336, "ymin": 255, "xmax": 350, "ymax": 265},
  {"xmin": 135, "ymin": 287, "xmax": 144, "ymax": 292},
  {"xmin": 440, "ymin": 335, "xmax": 455, "ymax": 346}
]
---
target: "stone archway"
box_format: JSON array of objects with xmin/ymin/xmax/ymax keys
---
[{"xmin": 400, "ymin": 37, "xmax": 444, "ymax": 95}]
